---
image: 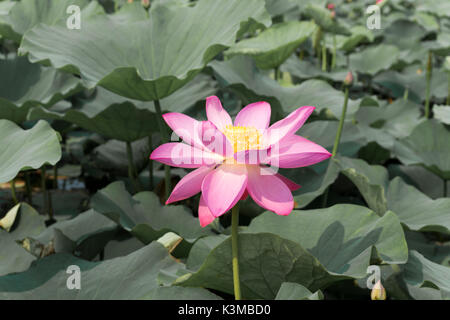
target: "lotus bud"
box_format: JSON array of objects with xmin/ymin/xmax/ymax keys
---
[
  {"xmin": 141, "ymin": 0, "xmax": 150, "ymax": 8},
  {"xmin": 327, "ymin": 3, "xmax": 335, "ymax": 10},
  {"xmin": 371, "ymin": 280, "xmax": 386, "ymax": 300},
  {"xmin": 128, "ymin": 0, "xmax": 133, "ymax": 3},
  {"xmin": 376, "ymin": 0, "xmax": 388, "ymax": 7},
  {"xmin": 344, "ymin": 71, "xmax": 353, "ymax": 87},
  {"xmin": 330, "ymin": 10, "xmax": 336, "ymax": 19}
]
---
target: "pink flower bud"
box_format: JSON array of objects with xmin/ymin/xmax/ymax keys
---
[
  {"xmin": 344, "ymin": 71, "xmax": 353, "ymax": 86},
  {"xmin": 327, "ymin": 3, "xmax": 335, "ymax": 10}
]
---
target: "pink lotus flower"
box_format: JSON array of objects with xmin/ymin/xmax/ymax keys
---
[
  {"xmin": 150, "ymin": 96, "xmax": 331, "ymax": 227},
  {"xmin": 327, "ymin": 3, "xmax": 335, "ymax": 10}
]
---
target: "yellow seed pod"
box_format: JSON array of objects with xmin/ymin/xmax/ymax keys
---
[{"xmin": 371, "ymin": 280, "xmax": 387, "ymax": 300}]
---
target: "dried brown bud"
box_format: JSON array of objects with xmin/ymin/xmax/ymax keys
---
[{"xmin": 371, "ymin": 280, "xmax": 386, "ymax": 300}]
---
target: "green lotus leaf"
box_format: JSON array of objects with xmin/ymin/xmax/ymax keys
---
[
  {"xmin": 434, "ymin": 105, "xmax": 450, "ymax": 125},
  {"xmin": 247, "ymin": 205, "xmax": 407, "ymax": 271},
  {"xmin": 226, "ymin": 21, "xmax": 316, "ymax": 69},
  {"xmin": 412, "ymin": 12, "xmax": 439, "ymax": 32},
  {"xmin": 281, "ymin": 56, "xmax": 349, "ymax": 82},
  {"xmin": 332, "ymin": 157, "xmax": 450, "ymax": 233},
  {"xmin": 275, "ymin": 283, "xmax": 323, "ymax": 300},
  {"xmin": 355, "ymin": 99, "xmax": 424, "ymax": 139},
  {"xmin": 349, "ymin": 44, "xmax": 400, "ymax": 76},
  {"xmin": 0, "ymin": 242, "xmax": 220, "ymax": 300},
  {"xmin": 0, "ymin": 0, "xmax": 102, "ymax": 42},
  {"xmin": 28, "ymin": 74, "xmax": 216, "ymax": 142},
  {"xmin": 329, "ymin": 25, "xmax": 374, "ymax": 53},
  {"xmin": 210, "ymin": 55, "xmax": 362, "ymax": 118},
  {"xmin": 90, "ymin": 138, "xmax": 149, "ymax": 177},
  {"xmin": 25, "ymin": 209, "xmax": 119, "ymax": 260},
  {"xmin": 405, "ymin": 231, "xmax": 450, "ymax": 265},
  {"xmin": 387, "ymin": 177, "xmax": 450, "ymax": 234},
  {"xmin": 177, "ymin": 233, "xmax": 340, "ymax": 299},
  {"xmin": 417, "ymin": 0, "xmax": 450, "ymax": 18},
  {"xmin": 383, "ymin": 20, "xmax": 427, "ymax": 50},
  {"xmin": 335, "ymin": 156, "xmax": 389, "ymax": 216},
  {"xmin": 0, "ymin": 120, "xmax": 61, "ymax": 183},
  {"xmin": 374, "ymin": 64, "xmax": 449, "ymax": 103},
  {"xmin": 303, "ymin": 4, "xmax": 350, "ymax": 35},
  {"xmin": 0, "ymin": 203, "xmax": 45, "ymax": 276},
  {"xmin": 178, "ymin": 205, "xmax": 407, "ymax": 299},
  {"xmin": 291, "ymin": 160, "xmax": 340, "ymax": 209},
  {"xmin": 445, "ymin": 56, "xmax": 450, "ymax": 72},
  {"xmin": 90, "ymin": 181, "xmax": 215, "ymax": 244},
  {"xmin": 403, "ymin": 250, "xmax": 450, "ymax": 300},
  {"xmin": 0, "ymin": 55, "xmax": 81, "ymax": 123},
  {"xmin": 264, "ymin": 0, "xmax": 297, "ymax": 17},
  {"xmin": 393, "ymin": 120, "xmax": 450, "ymax": 180},
  {"xmin": 19, "ymin": 0, "xmax": 269, "ymax": 101},
  {"xmin": 389, "ymin": 164, "xmax": 445, "ymax": 199}
]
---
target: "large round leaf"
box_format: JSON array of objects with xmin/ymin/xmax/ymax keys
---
[
  {"xmin": 387, "ymin": 177, "xmax": 450, "ymax": 234},
  {"xmin": 0, "ymin": 55, "xmax": 81, "ymax": 123},
  {"xmin": 178, "ymin": 204, "xmax": 407, "ymax": 299},
  {"xmin": 28, "ymin": 74, "xmax": 216, "ymax": 142},
  {"xmin": 0, "ymin": 203, "xmax": 45, "ymax": 276},
  {"xmin": 210, "ymin": 55, "xmax": 362, "ymax": 118},
  {"xmin": 0, "ymin": 0, "xmax": 102, "ymax": 42},
  {"xmin": 0, "ymin": 120, "xmax": 61, "ymax": 183},
  {"xmin": 349, "ymin": 44, "xmax": 400, "ymax": 76},
  {"xmin": 403, "ymin": 250, "xmax": 450, "ymax": 300},
  {"xmin": 332, "ymin": 156, "xmax": 450, "ymax": 233},
  {"xmin": 226, "ymin": 21, "xmax": 316, "ymax": 69},
  {"xmin": 303, "ymin": 4, "xmax": 350, "ymax": 35},
  {"xmin": 393, "ymin": 120, "xmax": 450, "ymax": 180},
  {"xmin": 0, "ymin": 242, "xmax": 221, "ymax": 300},
  {"xmin": 90, "ymin": 181, "xmax": 215, "ymax": 244},
  {"xmin": 19, "ymin": 0, "xmax": 269, "ymax": 101}
]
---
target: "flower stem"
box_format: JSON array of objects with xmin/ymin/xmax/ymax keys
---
[
  {"xmin": 25, "ymin": 171, "xmax": 33, "ymax": 204},
  {"xmin": 444, "ymin": 179, "xmax": 447, "ymax": 198},
  {"xmin": 274, "ymin": 66, "xmax": 279, "ymax": 81},
  {"xmin": 403, "ymin": 87, "xmax": 409, "ymax": 101},
  {"xmin": 332, "ymin": 86, "xmax": 349, "ymax": 157},
  {"xmin": 10, "ymin": 179, "xmax": 18, "ymax": 204},
  {"xmin": 231, "ymin": 202, "xmax": 242, "ymax": 300},
  {"xmin": 148, "ymin": 135, "xmax": 154, "ymax": 190},
  {"xmin": 126, "ymin": 141, "xmax": 141, "ymax": 193},
  {"xmin": 323, "ymin": 86, "xmax": 350, "ymax": 208},
  {"xmin": 331, "ymin": 34, "xmax": 336, "ymax": 70},
  {"xmin": 53, "ymin": 166, "xmax": 58, "ymax": 189},
  {"xmin": 154, "ymin": 99, "xmax": 171, "ymax": 200},
  {"xmin": 447, "ymin": 73, "xmax": 450, "ymax": 106},
  {"xmin": 322, "ymin": 41, "xmax": 327, "ymax": 72},
  {"xmin": 41, "ymin": 166, "xmax": 53, "ymax": 220},
  {"xmin": 425, "ymin": 51, "xmax": 432, "ymax": 118}
]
